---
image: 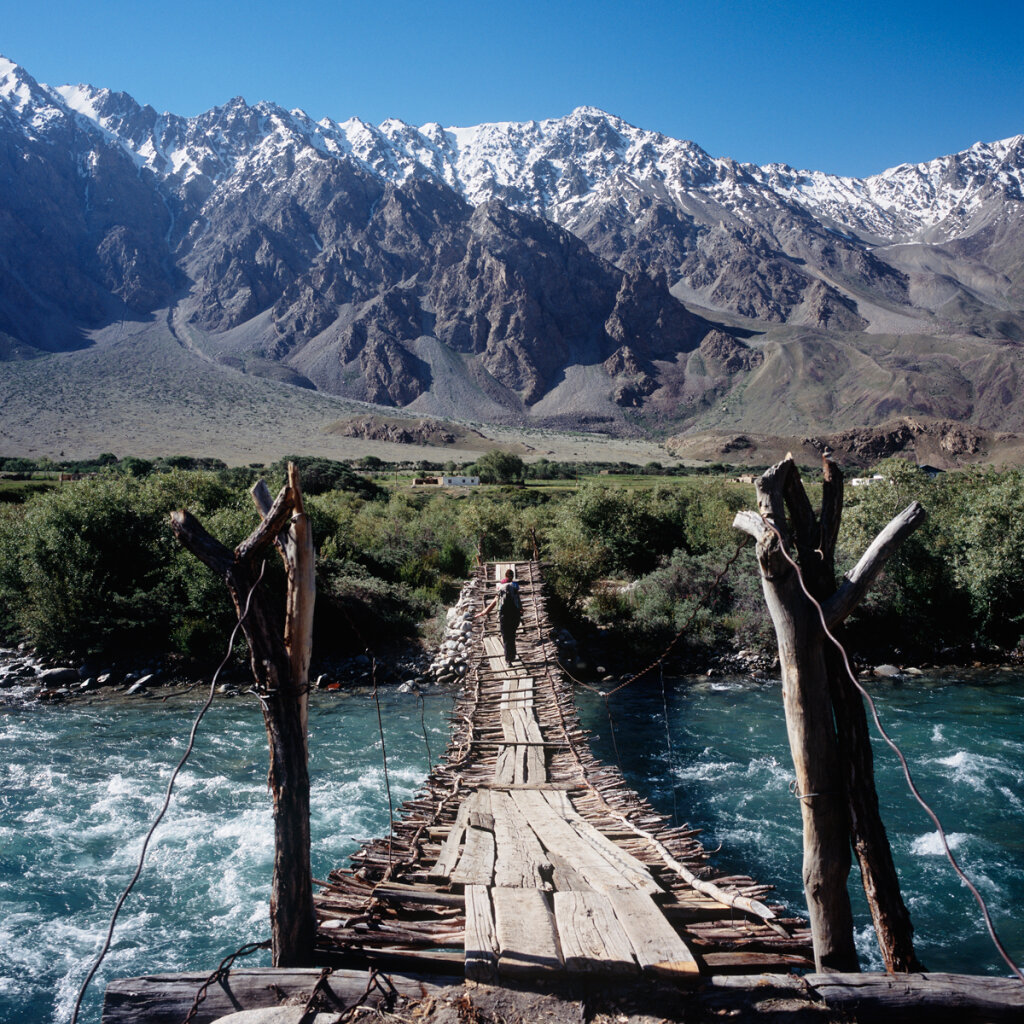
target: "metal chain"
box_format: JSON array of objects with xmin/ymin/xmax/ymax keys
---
[{"xmin": 180, "ymin": 939, "xmax": 272, "ymax": 1024}]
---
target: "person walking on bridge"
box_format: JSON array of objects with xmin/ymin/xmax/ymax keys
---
[{"xmin": 476, "ymin": 568, "xmax": 522, "ymax": 666}]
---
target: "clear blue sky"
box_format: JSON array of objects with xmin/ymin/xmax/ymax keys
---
[{"xmin": 4, "ymin": 0, "xmax": 1022, "ymax": 177}]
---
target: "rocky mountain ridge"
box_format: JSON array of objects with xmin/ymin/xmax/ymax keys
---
[{"xmin": 2, "ymin": 55, "xmax": 1024, "ymax": 446}]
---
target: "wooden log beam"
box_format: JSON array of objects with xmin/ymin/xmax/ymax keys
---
[
  {"xmin": 253, "ymin": 468, "xmax": 315, "ymax": 753},
  {"xmin": 102, "ymin": 969, "xmax": 1024, "ymax": 1024},
  {"xmin": 805, "ymin": 971, "xmax": 1024, "ymax": 1022},
  {"xmin": 735, "ymin": 492, "xmax": 856, "ymax": 972},
  {"xmin": 734, "ymin": 458, "xmax": 925, "ymax": 974},
  {"xmin": 170, "ymin": 467, "xmax": 316, "ymax": 969},
  {"xmin": 102, "ymin": 969, "xmax": 463, "ymax": 1024}
]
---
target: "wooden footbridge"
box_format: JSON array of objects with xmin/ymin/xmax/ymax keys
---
[
  {"xmin": 313, "ymin": 561, "xmax": 813, "ymax": 981},
  {"xmin": 107, "ymin": 470, "xmax": 1024, "ymax": 1021}
]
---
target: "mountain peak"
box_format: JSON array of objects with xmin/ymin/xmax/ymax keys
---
[
  {"xmin": 0, "ymin": 56, "xmax": 46, "ymax": 112},
  {"xmin": 569, "ymin": 104, "xmax": 616, "ymax": 120}
]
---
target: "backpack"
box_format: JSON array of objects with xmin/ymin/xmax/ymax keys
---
[{"xmin": 497, "ymin": 582, "xmax": 522, "ymax": 626}]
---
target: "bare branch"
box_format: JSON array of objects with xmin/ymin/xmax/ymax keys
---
[
  {"xmin": 169, "ymin": 510, "xmax": 233, "ymax": 577},
  {"xmin": 755, "ymin": 459, "xmax": 794, "ymax": 546},
  {"xmin": 250, "ymin": 478, "xmax": 274, "ymax": 517},
  {"xmin": 284, "ymin": 464, "xmax": 314, "ymax": 754},
  {"xmin": 237, "ymin": 483, "xmax": 294, "ymax": 564},
  {"xmin": 732, "ymin": 510, "xmax": 768, "ymax": 542},
  {"xmin": 819, "ymin": 458, "xmax": 844, "ymax": 572},
  {"xmin": 823, "ymin": 501, "xmax": 927, "ymax": 627},
  {"xmin": 781, "ymin": 461, "xmax": 818, "ymax": 555}
]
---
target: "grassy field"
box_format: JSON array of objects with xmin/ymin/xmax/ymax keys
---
[{"xmin": 0, "ymin": 478, "xmax": 60, "ymax": 502}]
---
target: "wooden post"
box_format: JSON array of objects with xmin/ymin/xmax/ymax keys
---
[
  {"xmin": 170, "ymin": 465, "xmax": 316, "ymax": 967},
  {"xmin": 734, "ymin": 456, "xmax": 926, "ymax": 974}
]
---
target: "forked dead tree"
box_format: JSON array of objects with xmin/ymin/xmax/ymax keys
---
[
  {"xmin": 170, "ymin": 464, "xmax": 316, "ymax": 967},
  {"xmin": 734, "ymin": 455, "xmax": 926, "ymax": 974}
]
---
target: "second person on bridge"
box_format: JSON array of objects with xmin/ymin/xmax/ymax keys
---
[{"xmin": 476, "ymin": 567, "xmax": 523, "ymax": 666}]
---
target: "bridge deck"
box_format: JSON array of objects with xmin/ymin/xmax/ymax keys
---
[{"xmin": 315, "ymin": 561, "xmax": 812, "ymax": 981}]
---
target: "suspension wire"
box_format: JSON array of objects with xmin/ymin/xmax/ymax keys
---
[
  {"xmin": 604, "ymin": 694, "xmax": 623, "ymax": 773},
  {"xmin": 71, "ymin": 560, "xmax": 268, "ymax": 1024},
  {"xmin": 371, "ymin": 654, "xmax": 395, "ymax": 872},
  {"xmin": 419, "ymin": 692, "xmax": 433, "ymax": 774},
  {"xmin": 558, "ymin": 534, "xmax": 752, "ymax": 699},
  {"xmin": 334, "ymin": 597, "xmax": 450, "ymax": 782},
  {"xmin": 660, "ymin": 663, "xmax": 679, "ymax": 828},
  {"xmin": 760, "ymin": 514, "xmax": 1024, "ymax": 984}
]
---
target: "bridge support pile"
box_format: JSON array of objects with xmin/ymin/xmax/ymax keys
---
[{"xmin": 314, "ymin": 561, "xmax": 813, "ymax": 980}]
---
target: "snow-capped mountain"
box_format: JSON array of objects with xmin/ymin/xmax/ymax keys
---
[
  {"xmin": 31, "ymin": 60, "xmax": 1024, "ymax": 244},
  {"xmin": 2, "ymin": 54, "xmax": 1024, "ymax": 439}
]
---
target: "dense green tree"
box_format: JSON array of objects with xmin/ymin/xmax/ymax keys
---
[
  {"xmin": 474, "ymin": 450, "xmax": 525, "ymax": 484},
  {"xmin": 1, "ymin": 458, "xmax": 1023, "ymax": 666}
]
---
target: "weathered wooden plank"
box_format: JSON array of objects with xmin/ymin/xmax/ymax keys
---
[
  {"xmin": 502, "ymin": 707, "xmax": 545, "ymax": 785},
  {"xmin": 517, "ymin": 693, "xmax": 547, "ymax": 784},
  {"xmin": 429, "ymin": 792, "xmax": 475, "ymax": 881},
  {"xmin": 468, "ymin": 810, "xmax": 494, "ymax": 831},
  {"xmin": 451, "ymin": 793, "xmax": 495, "ymax": 886},
  {"xmin": 553, "ymin": 891, "xmax": 638, "ymax": 974},
  {"xmin": 364, "ymin": 882, "xmax": 465, "ymax": 908},
  {"xmin": 492, "ymin": 886, "xmax": 563, "ymax": 977},
  {"xmin": 493, "ymin": 742, "xmax": 516, "ymax": 786},
  {"xmin": 660, "ymin": 902, "xmax": 752, "ymax": 923},
  {"xmin": 700, "ymin": 951, "xmax": 814, "ymax": 973},
  {"xmin": 539, "ymin": 791, "xmax": 660, "ymax": 893},
  {"xmin": 464, "ymin": 884, "xmax": 498, "ymax": 982},
  {"xmin": 607, "ymin": 889, "xmax": 700, "ymax": 977},
  {"xmin": 469, "ymin": 741, "xmax": 570, "ymax": 748},
  {"xmin": 491, "ymin": 790, "xmax": 552, "ymax": 889},
  {"xmin": 547, "ymin": 849, "xmax": 589, "ymax": 892},
  {"xmin": 509, "ymin": 789, "xmax": 645, "ymax": 894}
]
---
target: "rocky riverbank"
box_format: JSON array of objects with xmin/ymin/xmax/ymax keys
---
[
  {"xmin": 0, "ymin": 578, "xmax": 487, "ymax": 704},
  {"xmin": 5, "ymin": 571, "xmax": 1021, "ymax": 706}
]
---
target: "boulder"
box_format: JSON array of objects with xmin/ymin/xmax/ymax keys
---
[
  {"xmin": 38, "ymin": 666, "xmax": 79, "ymax": 685},
  {"xmin": 873, "ymin": 664, "xmax": 902, "ymax": 678}
]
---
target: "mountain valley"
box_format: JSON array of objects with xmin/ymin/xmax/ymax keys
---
[{"xmin": 2, "ymin": 56, "xmax": 1023, "ymax": 465}]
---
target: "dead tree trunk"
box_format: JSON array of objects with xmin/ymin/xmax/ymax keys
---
[
  {"xmin": 734, "ymin": 455, "xmax": 926, "ymax": 974},
  {"xmin": 170, "ymin": 466, "xmax": 316, "ymax": 968}
]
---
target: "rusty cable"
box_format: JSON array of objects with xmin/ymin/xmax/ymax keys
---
[
  {"xmin": 71, "ymin": 560, "xmax": 268, "ymax": 1024},
  {"xmin": 760, "ymin": 513, "xmax": 1024, "ymax": 984}
]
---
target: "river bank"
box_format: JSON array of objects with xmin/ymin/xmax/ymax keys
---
[
  {"xmin": 6, "ymin": 613, "xmax": 1022, "ymax": 709},
  {"xmin": 7, "ymin": 637, "xmax": 1022, "ymax": 709}
]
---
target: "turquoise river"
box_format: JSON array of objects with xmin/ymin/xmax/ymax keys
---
[{"xmin": 2, "ymin": 668, "xmax": 1022, "ymax": 1023}]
